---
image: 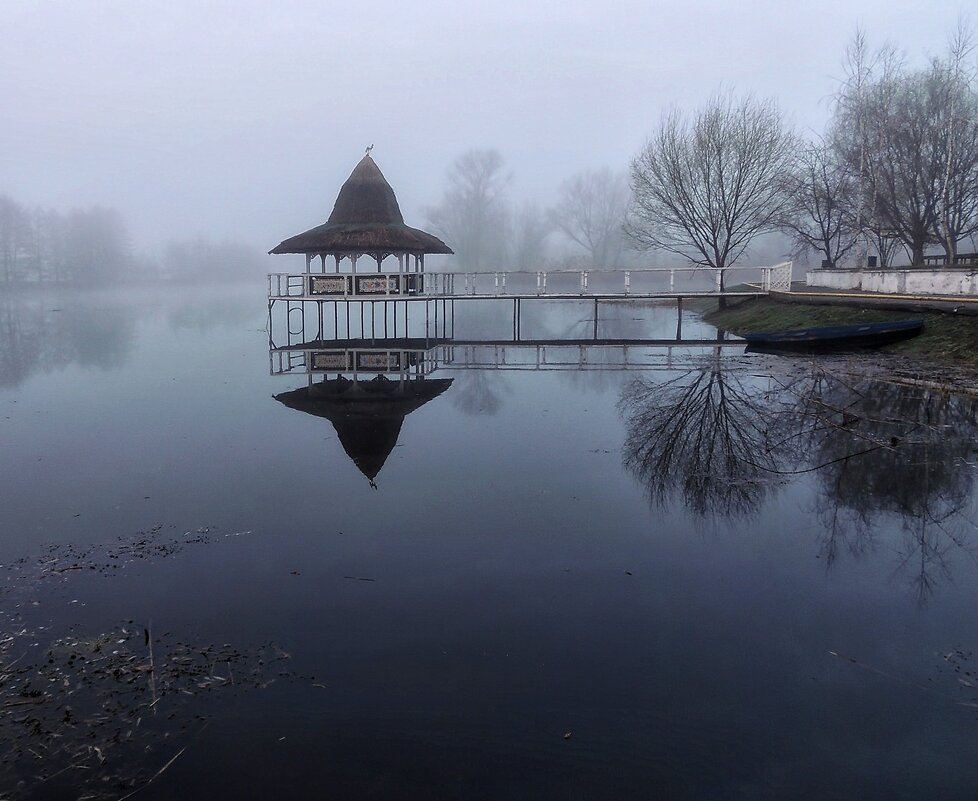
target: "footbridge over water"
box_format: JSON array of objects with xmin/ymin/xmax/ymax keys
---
[
  {"xmin": 267, "ymin": 262, "xmax": 792, "ymax": 342},
  {"xmin": 269, "ymin": 262, "xmax": 792, "ymax": 303}
]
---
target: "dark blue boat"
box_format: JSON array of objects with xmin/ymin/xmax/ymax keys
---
[{"xmin": 744, "ymin": 318, "xmax": 924, "ymax": 352}]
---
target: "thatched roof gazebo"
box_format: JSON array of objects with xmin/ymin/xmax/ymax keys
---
[{"xmin": 270, "ymin": 154, "xmax": 452, "ymax": 280}]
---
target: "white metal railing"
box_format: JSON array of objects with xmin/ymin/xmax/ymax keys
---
[{"xmin": 268, "ymin": 263, "xmax": 792, "ymax": 299}]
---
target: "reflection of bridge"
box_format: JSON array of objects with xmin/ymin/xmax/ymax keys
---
[{"xmin": 269, "ymin": 336, "xmax": 745, "ymax": 377}]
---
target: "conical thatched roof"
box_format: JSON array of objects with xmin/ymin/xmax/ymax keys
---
[
  {"xmin": 269, "ymin": 155, "xmax": 453, "ymax": 256},
  {"xmin": 274, "ymin": 376, "xmax": 453, "ymax": 482}
]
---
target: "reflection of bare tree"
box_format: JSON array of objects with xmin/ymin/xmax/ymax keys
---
[
  {"xmin": 767, "ymin": 370, "xmax": 885, "ymax": 566},
  {"xmin": 620, "ymin": 359, "xmax": 978, "ymax": 601},
  {"xmin": 0, "ymin": 295, "xmax": 135, "ymax": 388},
  {"xmin": 550, "ymin": 301, "xmax": 690, "ymax": 396},
  {"xmin": 775, "ymin": 369, "xmax": 978, "ymax": 603},
  {"xmin": 620, "ymin": 364, "xmax": 781, "ymax": 518},
  {"xmin": 0, "ymin": 297, "xmax": 33, "ymax": 388},
  {"xmin": 450, "ymin": 369, "xmax": 509, "ymax": 416}
]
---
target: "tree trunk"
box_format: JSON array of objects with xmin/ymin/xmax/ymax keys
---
[
  {"xmin": 910, "ymin": 241, "xmax": 926, "ymax": 267},
  {"xmin": 941, "ymin": 237, "xmax": 957, "ymax": 265}
]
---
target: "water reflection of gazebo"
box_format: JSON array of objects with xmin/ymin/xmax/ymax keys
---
[{"xmin": 275, "ymin": 375, "xmax": 452, "ymax": 486}]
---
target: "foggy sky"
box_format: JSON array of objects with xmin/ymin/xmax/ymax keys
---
[{"xmin": 2, "ymin": 0, "xmax": 970, "ymax": 255}]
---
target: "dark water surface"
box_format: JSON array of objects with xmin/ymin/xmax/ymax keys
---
[{"xmin": 2, "ymin": 284, "xmax": 978, "ymax": 799}]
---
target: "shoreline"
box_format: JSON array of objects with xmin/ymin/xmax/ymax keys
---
[{"xmin": 699, "ymin": 295, "xmax": 978, "ymax": 388}]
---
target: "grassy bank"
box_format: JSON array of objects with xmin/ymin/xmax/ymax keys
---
[{"xmin": 700, "ymin": 296, "xmax": 978, "ymax": 365}]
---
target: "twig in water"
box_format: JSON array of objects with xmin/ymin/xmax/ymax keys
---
[
  {"xmin": 116, "ymin": 746, "xmax": 187, "ymax": 801},
  {"xmin": 146, "ymin": 623, "xmax": 157, "ymax": 715}
]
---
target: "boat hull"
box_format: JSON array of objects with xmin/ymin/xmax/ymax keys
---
[{"xmin": 744, "ymin": 319, "xmax": 924, "ymax": 353}]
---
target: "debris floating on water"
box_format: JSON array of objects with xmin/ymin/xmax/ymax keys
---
[{"xmin": 0, "ymin": 526, "xmax": 312, "ymax": 800}]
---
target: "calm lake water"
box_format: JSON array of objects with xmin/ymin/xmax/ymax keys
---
[{"xmin": 2, "ymin": 283, "xmax": 978, "ymax": 800}]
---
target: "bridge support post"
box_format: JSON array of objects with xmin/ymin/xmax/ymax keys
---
[{"xmin": 676, "ymin": 297, "xmax": 683, "ymax": 340}]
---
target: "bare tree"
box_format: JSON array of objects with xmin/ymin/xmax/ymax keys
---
[
  {"xmin": 64, "ymin": 206, "xmax": 131, "ymax": 284},
  {"xmin": 626, "ymin": 93, "xmax": 795, "ymax": 306},
  {"xmin": 508, "ymin": 201, "xmax": 551, "ymax": 271},
  {"xmin": 933, "ymin": 23, "xmax": 978, "ymax": 261},
  {"xmin": 834, "ymin": 25, "xmax": 978, "ymax": 265},
  {"xmin": 835, "ymin": 28, "xmax": 882, "ymax": 264},
  {"xmin": 550, "ymin": 168, "xmax": 630, "ymax": 269},
  {"xmin": 0, "ymin": 195, "xmax": 29, "ymax": 284},
  {"xmin": 425, "ymin": 149, "xmax": 510, "ymax": 272},
  {"xmin": 832, "ymin": 31, "xmax": 913, "ymax": 266},
  {"xmin": 780, "ymin": 135, "xmax": 860, "ymax": 267},
  {"xmin": 877, "ymin": 71, "xmax": 944, "ymax": 265}
]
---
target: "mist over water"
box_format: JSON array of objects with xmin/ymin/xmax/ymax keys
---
[{"xmin": 1, "ymin": 284, "xmax": 978, "ymax": 798}]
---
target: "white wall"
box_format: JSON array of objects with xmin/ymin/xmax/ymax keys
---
[
  {"xmin": 805, "ymin": 269, "xmax": 862, "ymax": 290},
  {"xmin": 807, "ymin": 268, "xmax": 978, "ymax": 296}
]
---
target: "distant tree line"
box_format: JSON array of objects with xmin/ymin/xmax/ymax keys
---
[
  {"xmin": 0, "ymin": 196, "xmax": 133, "ymax": 284},
  {"xmin": 158, "ymin": 238, "xmax": 269, "ymax": 284},
  {"xmin": 0, "ymin": 193, "xmax": 269, "ymax": 286}
]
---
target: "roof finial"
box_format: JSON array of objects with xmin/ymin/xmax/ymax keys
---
[{"xmin": 365, "ymin": 143, "xmax": 374, "ymax": 156}]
